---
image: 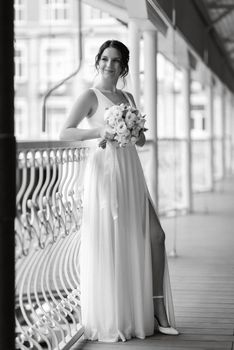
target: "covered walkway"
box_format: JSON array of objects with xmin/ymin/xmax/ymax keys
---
[
  {"xmin": 72, "ymin": 176, "xmax": 234, "ymax": 350},
  {"xmin": 1, "ymin": 1, "xmax": 234, "ymax": 348}
]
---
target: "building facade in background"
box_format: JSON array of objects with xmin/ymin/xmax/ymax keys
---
[{"xmin": 14, "ymin": 0, "xmax": 126, "ymax": 140}]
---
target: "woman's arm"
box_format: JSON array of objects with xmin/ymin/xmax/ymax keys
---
[{"xmin": 60, "ymin": 89, "xmax": 101, "ymax": 141}]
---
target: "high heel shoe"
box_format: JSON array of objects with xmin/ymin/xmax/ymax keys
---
[
  {"xmin": 154, "ymin": 315, "xmax": 179, "ymax": 335},
  {"xmin": 153, "ymin": 296, "xmax": 179, "ymax": 336}
]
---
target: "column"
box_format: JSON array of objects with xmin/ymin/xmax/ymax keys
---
[
  {"xmin": 184, "ymin": 67, "xmax": 193, "ymax": 212},
  {"xmin": 221, "ymin": 86, "xmax": 226, "ymax": 177},
  {"xmin": 143, "ymin": 29, "xmax": 158, "ymax": 210},
  {"xmin": 206, "ymin": 75, "xmax": 215, "ymax": 190},
  {"xmin": 232, "ymin": 96, "xmax": 234, "ymax": 174},
  {"xmin": 128, "ymin": 19, "xmax": 140, "ymax": 107},
  {"xmin": 226, "ymin": 90, "xmax": 232, "ymax": 175},
  {"xmin": 0, "ymin": 1, "xmax": 15, "ymax": 349}
]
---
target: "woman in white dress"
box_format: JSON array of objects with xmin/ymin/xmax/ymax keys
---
[{"xmin": 60, "ymin": 40, "xmax": 179, "ymax": 342}]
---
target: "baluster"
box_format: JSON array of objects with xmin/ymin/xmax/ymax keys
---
[
  {"xmin": 63, "ymin": 149, "xmax": 79, "ymax": 232},
  {"xmin": 55, "ymin": 150, "xmax": 70, "ymax": 235},
  {"xmin": 16, "ymin": 151, "xmax": 27, "ymax": 207},
  {"xmin": 57, "ymin": 149, "xmax": 73, "ymax": 235},
  {"xmin": 67, "ymin": 149, "xmax": 80, "ymax": 231},
  {"xmin": 15, "ymin": 152, "xmax": 26, "ymax": 259},
  {"xmin": 44, "ymin": 150, "xmax": 60, "ymax": 242},
  {"xmin": 37, "ymin": 150, "xmax": 53, "ymax": 248},
  {"xmin": 32, "ymin": 151, "xmax": 44, "ymax": 208},
  {"xmin": 27, "ymin": 151, "xmax": 46, "ymax": 249},
  {"xmin": 52, "ymin": 149, "xmax": 62, "ymax": 208},
  {"xmin": 51, "ymin": 150, "xmax": 66, "ymax": 237},
  {"xmin": 63, "ymin": 149, "xmax": 73, "ymax": 204},
  {"xmin": 21, "ymin": 151, "xmax": 38, "ymax": 255},
  {"xmin": 15, "ymin": 152, "xmax": 27, "ymax": 259}
]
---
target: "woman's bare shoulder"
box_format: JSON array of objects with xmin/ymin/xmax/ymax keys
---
[
  {"xmin": 75, "ymin": 88, "xmax": 98, "ymax": 116},
  {"xmin": 78, "ymin": 88, "xmax": 97, "ymax": 104}
]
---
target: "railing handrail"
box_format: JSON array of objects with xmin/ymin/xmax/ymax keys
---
[
  {"xmin": 17, "ymin": 136, "xmax": 228, "ymax": 151},
  {"xmin": 17, "ymin": 140, "xmax": 91, "ymax": 151}
]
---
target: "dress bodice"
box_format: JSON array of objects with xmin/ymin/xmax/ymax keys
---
[{"xmin": 85, "ymin": 87, "xmax": 132, "ymax": 129}]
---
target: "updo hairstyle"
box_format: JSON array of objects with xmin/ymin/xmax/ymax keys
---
[{"xmin": 95, "ymin": 40, "xmax": 129, "ymax": 78}]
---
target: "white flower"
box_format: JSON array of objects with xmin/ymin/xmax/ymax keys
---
[
  {"xmin": 116, "ymin": 121, "xmax": 128, "ymax": 135},
  {"xmin": 104, "ymin": 108, "xmax": 113, "ymax": 122},
  {"xmin": 110, "ymin": 105, "xmax": 124, "ymax": 118},
  {"xmin": 108, "ymin": 114, "xmax": 118, "ymax": 127},
  {"xmin": 125, "ymin": 111, "xmax": 137, "ymax": 128}
]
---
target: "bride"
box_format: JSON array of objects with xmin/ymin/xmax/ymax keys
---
[{"xmin": 60, "ymin": 40, "xmax": 179, "ymax": 342}]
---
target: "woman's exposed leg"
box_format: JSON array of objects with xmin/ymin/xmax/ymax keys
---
[{"xmin": 149, "ymin": 200, "xmax": 170, "ymax": 327}]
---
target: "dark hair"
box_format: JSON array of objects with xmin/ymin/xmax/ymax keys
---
[{"xmin": 95, "ymin": 40, "xmax": 129, "ymax": 78}]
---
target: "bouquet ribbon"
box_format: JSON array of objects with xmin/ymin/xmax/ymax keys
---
[{"xmin": 101, "ymin": 141, "xmax": 120, "ymax": 220}]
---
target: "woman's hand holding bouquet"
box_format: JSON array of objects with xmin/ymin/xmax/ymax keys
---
[{"xmin": 99, "ymin": 104, "xmax": 147, "ymax": 149}]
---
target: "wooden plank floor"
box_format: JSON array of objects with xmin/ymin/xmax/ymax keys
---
[{"xmin": 71, "ymin": 176, "xmax": 234, "ymax": 350}]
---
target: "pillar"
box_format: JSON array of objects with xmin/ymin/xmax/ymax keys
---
[
  {"xmin": 221, "ymin": 86, "xmax": 226, "ymax": 177},
  {"xmin": 0, "ymin": 1, "xmax": 16, "ymax": 349},
  {"xmin": 206, "ymin": 75, "xmax": 215, "ymax": 190},
  {"xmin": 184, "ymin": 67, "xmax": 193, "ymax": 212},
  {"xmin": 128, "ymin": 19, "xmax": 140, "ymax": 107},
  {"xmin": 143, "ymin": 29, "xmax": 158, "ymax": 210}
]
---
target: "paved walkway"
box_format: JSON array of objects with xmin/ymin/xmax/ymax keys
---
[{"xmin": 72, "ymin": 176, "xmax": 234, "ymax": 350}]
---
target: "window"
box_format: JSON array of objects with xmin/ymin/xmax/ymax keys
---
[
  {"xmin": 191, "ymin": 107, "xmax": 206, "ymax": 131},
  {"xmin": 46, "ymin": 98, "xmax": 71, "ymax": 139},
  {"xmin": 90, "ymin": 7, "xmax": 109, "ymax": 19},
  {"xmin": 14, "ymin": 0, "xmax": 27, "ymax": 24},
  {"xmin": 14, "ymin": 42, "xmax": 28, "ymax": 83},
  {"xmin": 83, "ymin": 3, "xmax": 111, "ymax": 26},
  {"xmin": 15, "ymin": 99, "xmax": 28, "ymax": 139},
  {"xmin": 41, "ymin": 0, "xmax": 71, "ymax": 23},
  {"xmin": 40, "ymin": 40, "xmax": 73, "ymax": 83}
]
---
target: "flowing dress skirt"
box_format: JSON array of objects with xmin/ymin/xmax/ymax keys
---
[{"xmin": 80, "ymin": 142, "xmax": 175, "ymax": 342}]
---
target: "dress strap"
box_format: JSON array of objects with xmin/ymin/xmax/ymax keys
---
[
  {"xmin": 90, "ymin": 87, "xmax": 107, "ymax": 106},
  {"xmin": 90, "ymin": 87, "xmax": 100, "ymax": 98},
  {"xmin": 122, "ymin": 90, "xmax": 133, "ymax": 107}
]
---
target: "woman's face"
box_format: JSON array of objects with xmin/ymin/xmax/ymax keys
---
[{"xmin": 98, "ymin": 47, "xmax": 122, "ymax": 81}]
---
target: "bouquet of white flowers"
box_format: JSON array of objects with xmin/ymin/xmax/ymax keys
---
[{"xmin": 101, "ymin": 104, "xmax": 147, "ymax": 148}]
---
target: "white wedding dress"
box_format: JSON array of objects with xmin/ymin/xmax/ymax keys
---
[{"xmin": 80, "ymin": 87, "xmax": 176, "ymax": 342}]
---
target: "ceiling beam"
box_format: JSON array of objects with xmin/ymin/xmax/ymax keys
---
[
  {"xmin": 210, "ymin": 8, "xmax": 234, "ymax": 26},
  {"xmin": 207, "ymin": 3, "xmax": 234, "ymax": 9}
]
